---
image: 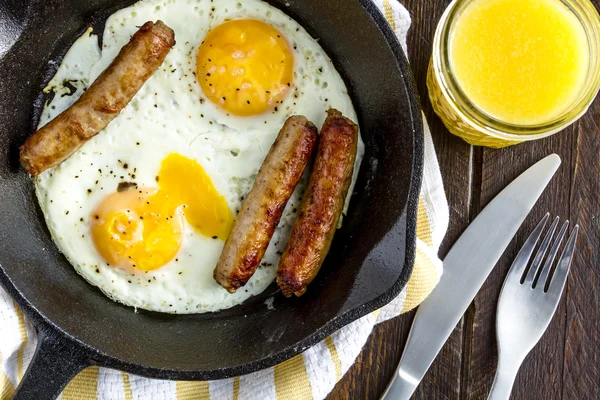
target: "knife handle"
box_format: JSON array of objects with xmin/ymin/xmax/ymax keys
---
[{"xmin": 379, "ymin": 368, "xmax": 418, "ymax": 400}]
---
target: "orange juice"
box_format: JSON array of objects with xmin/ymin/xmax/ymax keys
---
[{"xmin": 450, "ymin": 0, "xmax": 590, "ymax": 125}]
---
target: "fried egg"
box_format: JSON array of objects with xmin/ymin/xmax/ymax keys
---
[{"xmin": 35, "ymin": 0, "xmax": 364, "ymax": 313}]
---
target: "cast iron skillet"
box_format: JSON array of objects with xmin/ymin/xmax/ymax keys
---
[{"xmin": 0, "ymin": 0, "xmax": 423, "ymax": 398}]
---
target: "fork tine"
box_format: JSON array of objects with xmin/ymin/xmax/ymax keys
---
[
  {"xmin": 534, "ymin": 220, "xmax": 569, "ymax": 289},
  {"xmin": 546, "ymin": 225, "xmax": 578, "ymax": 296},
  {"xmin": 523, "ymin": 216, "xmax": 559, "ymax": 286},
  {"xmin": 505, "ymin": 213, "xmax": 549, "ymax": 282}
]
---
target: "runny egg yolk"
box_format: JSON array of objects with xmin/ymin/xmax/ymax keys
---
[
  {"xmin": 196, "ymin": 19, "xmax": 294, "ymax": 116},
  {"xmin": 91, "ymin": 154, "xmax": 234, "ymax": 271},
  {"xmin": 158, "ymin": 153, "xmax": 234, "ymax": 240},
  {"xmin": 91, "ymin": 189, "xmax": 184, "ymax": 271}
]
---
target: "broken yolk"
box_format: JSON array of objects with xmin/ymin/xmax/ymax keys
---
[
  {"xmin": 196, "ymin": 19, "xmax": 294, "ymax": 116},
  {"xmin": 91, "ymin": 153, "xmax": 234, "ymax": 271},
  {"xmin": 158, "ymin": 153, "xmax": 234, "ymax": 240}
]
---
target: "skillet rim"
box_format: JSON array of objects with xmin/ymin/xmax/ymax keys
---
[{"xmin": 0, "ymin": 0, "xmax": 423, "ymax": 381}]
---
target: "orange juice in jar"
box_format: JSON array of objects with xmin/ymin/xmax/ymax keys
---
[{"xmin": 428, "ymin": 0, "xmax": 600, "ymax": 147}]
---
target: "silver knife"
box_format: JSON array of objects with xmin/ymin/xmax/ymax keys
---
[{"xmin": 381, "ymin": 154, "xmax": 561, "ymax": 400}]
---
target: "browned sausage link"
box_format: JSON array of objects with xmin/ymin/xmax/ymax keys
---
[
  {"xmin": 19, "ymin": 21, "xmax": 176, "ymax": 176},
  {"xmin": 214, "ymin": 116, "xmax": 318, "ymax": 293},
  {"xmin": 277, "ymin": 109, "xmax": 358, "ymax": 297}
]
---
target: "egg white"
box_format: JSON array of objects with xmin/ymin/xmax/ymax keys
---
[{"xmin": 35, "ymin": 0, "xmax": 364, "ymax": 314}]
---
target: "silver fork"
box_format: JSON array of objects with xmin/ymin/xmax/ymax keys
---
[{"xmin": 487, "ymin": 213, "xmax": 579, "ymax": 400}]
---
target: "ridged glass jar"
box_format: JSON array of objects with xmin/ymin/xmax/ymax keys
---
[{"xmin": 428, "ymin": 0, "xmax": 600, "ymax": 148}]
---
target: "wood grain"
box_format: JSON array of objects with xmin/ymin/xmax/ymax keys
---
[
  {"xmin": 329, "ymin": 0, "xmax": 600, "ymax": 399},
  {"xmin": 465, "ymin": 134, "xmax": 574, "ymax": 400},
  {"xmin": 561, "ymin": 103, "xmax": 600, "ymax": 399}
]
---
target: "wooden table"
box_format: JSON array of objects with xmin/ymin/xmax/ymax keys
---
[{"xmin": 329, "ymin": 0, "xmax": 600, "ymax": 398}]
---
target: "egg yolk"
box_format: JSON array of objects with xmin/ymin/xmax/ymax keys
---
[
  {"xmin": 91, "ymin": 189, "xmax": 184, "ymax": 271},
  {"xmin": 196, "ymin": 19, "xmax": 294, "ymax": 116},
  {"xmin": 158, "ymin": 153, "xmax": 234, "ymax": 240},
  {"xmin": 91, "ymin": 154, "xmax": 234, "ymax": 271}
]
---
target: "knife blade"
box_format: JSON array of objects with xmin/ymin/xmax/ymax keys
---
[{"xmin": 381, "ymin": 154, "xmax": 561, "ymax": 400}]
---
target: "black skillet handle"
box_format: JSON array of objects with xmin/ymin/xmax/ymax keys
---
[{"xmin": 11, "ymin": 329, "xmax": 91, "ymax": 400}]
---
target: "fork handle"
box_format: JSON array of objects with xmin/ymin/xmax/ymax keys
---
[{"xmin": 487, "ymin": 356, "xmax": 522, "ymax": 400}]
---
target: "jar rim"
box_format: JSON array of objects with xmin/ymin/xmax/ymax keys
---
[{"xmin": 433, "ymin": 0, "xmax": 600, "ymax": 140}]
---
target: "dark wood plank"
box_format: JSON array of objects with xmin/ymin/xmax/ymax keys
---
[
  {"xmin": 329, "ymin": 0, "xmax": 471, "ymax": 398},
  {"xmin": 561, "ymin": 102, "xmax": 600, "ymax": 399},
  {"xmin": 463, "ymin": 0, "xmax": 600, "ymax": 391},
  {"xmin": 464, "ymin": 133, "xmax": 573, "ymax": 400}
]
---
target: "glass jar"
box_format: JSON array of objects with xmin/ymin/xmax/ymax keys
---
[{"xmin": 428, "ymin": 0, "xmax": 600, "ymax": 148}]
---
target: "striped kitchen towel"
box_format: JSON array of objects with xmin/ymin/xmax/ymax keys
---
[{"xmin": 0, "ymin": 0, "xmax": 448, "ymax": 399}]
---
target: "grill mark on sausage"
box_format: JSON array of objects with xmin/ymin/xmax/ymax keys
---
[
  {"xmin": 213, "ymin": 116, "xmax": 318, "ymax": 293},
  {"xmin": 276, "ymin": 109, "xmax": 359, "ymax": 297}
]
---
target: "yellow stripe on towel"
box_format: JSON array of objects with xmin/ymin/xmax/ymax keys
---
[
  {"xmin": 176, "ymin": 381, "xmax": 210, "ymax": 400},
  {"xmin": 121, "ymin": 372, "xmax": 133, "ymax": 400},
  {"xmin": 371, "ymin": 309, "xmax": 382, "ymax": 320},
  {"xmin": 0, "ymin": 354, "xmax": 15, "ymax": 400},
  {"xmin": 0, "ymin": 371, "xmax": 14, "ymax": 400},
  {"xmin": 274, "ymin": 354, "xmax": 312, "ymax": 400},
  {"xmin": 401, "ymin": 247, "xmax": 440, "ymax": 313},
  {"xmin": 383, "ymin": 0, "xmax": 397, "ymax": 31},
  {"xmin": 62, "ymin": 366, "xmax": 99, "ymax": 400},
  {"xmin": 0, "ymin": 372, "xmax": 13, "ymax": 400},
  {"xmin": 13, "ymin": 304, "xmax": 28, "ymax": 380},
  {"xmin": 416, "ymin": 198, "xmax": 433, "ymax": 247},
  {"xmin": 324, "ymin": 337, "xmax": 342, "ymax": 381},
  {"xmin": 232, "ymin": 377, "xmax": 240, "ymax": 400}
]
